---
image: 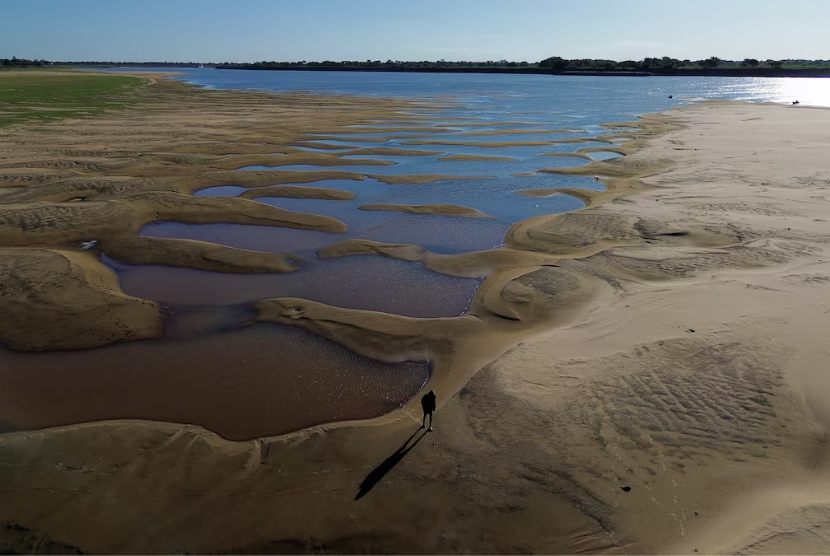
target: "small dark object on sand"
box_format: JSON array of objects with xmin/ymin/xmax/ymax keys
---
[
  {"xmin": 620, "ymin": 486, "xmax": 631, "ymax": 492},
  {"xmin": 793, "ymin": 100, "xmax": 800, "ymax": 105},
  {"xmin": 421, "ymin": 390, "xmax": 436, "ymax": 431}
]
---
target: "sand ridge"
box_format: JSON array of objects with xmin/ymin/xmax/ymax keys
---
[
  {"xmin": 357, "ymin": 203, "xmax": 495, "ymax": 219},
  {"xmin": 438, "ymin": 153, "xmax": 516, "ymax": 161},
  {"xmin": 237, "ymin": 184, "xmax": 357, "ymax": 201},
  {"xmin": 0, "ymin": 76, "xmax": 439, "ymax": 350}
]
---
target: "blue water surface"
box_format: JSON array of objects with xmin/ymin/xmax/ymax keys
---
[{"xmin": 92, "ymin": 68, "xmax": 830, "ymax": 314}]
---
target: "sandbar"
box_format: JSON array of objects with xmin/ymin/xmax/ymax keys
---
[
  {"xmin": 238, "ymin": 185, "xmax": 356, "ymax": 201},
  {"xmin": 439, "ymin": 154, "xmax": 516, "ymax": 162},
  {"xmin": 358, "ymin": 203, "xmax": 494, "ymax": 219}
]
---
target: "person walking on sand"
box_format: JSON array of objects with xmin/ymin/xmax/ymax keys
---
[{"xmin": 421, "ymin": 390, "xmax": 437, "ymax": 431}]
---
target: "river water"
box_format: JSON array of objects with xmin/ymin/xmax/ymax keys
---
[{"xmin": 3, "ymin": 69, "xmax": 825, "ymax": 439}]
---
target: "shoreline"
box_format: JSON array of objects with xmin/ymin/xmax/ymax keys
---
[{"xmin": 2, "ymin": 76, "xmax": 830, "ymax": 553}]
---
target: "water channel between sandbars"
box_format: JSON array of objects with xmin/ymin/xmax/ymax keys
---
[
  {"xmin": 0, "ymin": 322, "xmax": 430, "ymax": 441},
  {"xmin": 1, "ymin": 84, "xmax": 621, "ymax": 441}
]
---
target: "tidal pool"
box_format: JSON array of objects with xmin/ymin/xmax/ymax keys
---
[{"xmin": 0, "ymin": 323, "xmax": 429, "ymax": 441}]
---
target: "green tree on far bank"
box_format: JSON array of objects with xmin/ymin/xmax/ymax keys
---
[{"xmin": 698, "ymin": 57, "xmax": 722, "ymax": 68}]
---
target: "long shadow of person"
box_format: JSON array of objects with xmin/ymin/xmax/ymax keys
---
[{"xmin": 355, "ymin": 428, "xmax": 428, "ymax": 500}]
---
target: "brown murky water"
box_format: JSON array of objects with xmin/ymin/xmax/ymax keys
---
[
  {"xmin": 115, "ymin": 255, "xmax": 480, "ymax": 317},
  {"xmin": 0, "ymin": 321, "xmax": 429, "ymax": 441}
]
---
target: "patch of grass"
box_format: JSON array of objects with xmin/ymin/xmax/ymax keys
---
[{"xmin": 0, "ymin": 73, "xmax": 146, "ymax": 127}]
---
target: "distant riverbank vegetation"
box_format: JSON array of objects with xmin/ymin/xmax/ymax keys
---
[
  {"xmin": 4, "ymin": 55, "xmax": 830, "ymax": 76},
  {"xmin": 1, "ymin": 57, "xmax": 51, "ymax": 68},
  {"xmin": 1, "ymin": 58, "xmax": 205, "ymax": 69},
  {"xmin": 214, "ymin": 57, "xmax": 830, "ymax": 76}
]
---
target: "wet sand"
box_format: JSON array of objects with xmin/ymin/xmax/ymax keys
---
[
  {"xmin": 358, "ymin": 203, "xmax": 494, "ymax": 219},
  {"xmin": 237, "ymin": 185, "xmax": 357, "ymax": 201}
]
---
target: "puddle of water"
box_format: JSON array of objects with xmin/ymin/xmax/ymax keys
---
[
  {"xmin": 194, "ymin": 185, "xmax": 247, "ymax": 197},
  {"xmin": 239, "ymin": 148, "xmax": 598, "ymax": 180},
  {"xmin": 587, "ymin": 151, "xmax": 624, "ymax": 161},
  {"xmin": 116, "ymin": 255, "xmax": 481, "ymax": 316},
  {"xmin": 0, "ymin": 323, "xmax": 429, "ymax": 441},
  {"xmin": 237, "ymin": 163, "xmax": 489, "ymax": 177},
  {"xmin": 141, "ymin": 207, "xmax": 509, "ymax": 256}
]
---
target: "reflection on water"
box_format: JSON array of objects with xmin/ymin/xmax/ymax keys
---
[{"xmin": 0, "ymin": 324, "xmax": 429, "ymax": 441}]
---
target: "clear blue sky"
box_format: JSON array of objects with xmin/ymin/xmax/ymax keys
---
[{"xmin": 4, "ymin": 0, "xmax": 828, "ymax": 63}]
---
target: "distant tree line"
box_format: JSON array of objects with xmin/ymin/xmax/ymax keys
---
[
  {"xmin": 217, "ymin": 57, "xmax": 830, "ymax": 75},
  {"xmin": 539, "ymin": 56, "xmax": 802, "ymax": 71},
  {"xmin": 54, "ymin": 61, "xmax": 211, "ymax": 67},
  {"xmin": 0, "ymin": 58, "xmax": 210, "ymax": 68},
  {"xmin": 217, "ymin": 59, "xmax": 533, "ymax": 69},
  {"xmin": 4, "ymin": 55, "xmax": 830, "ymax": 75},
  {"xmin": 1, "ymin": 56, "xmax": 50, "ymax": 67}
]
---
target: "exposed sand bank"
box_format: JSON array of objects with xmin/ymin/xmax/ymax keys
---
[
  {"xmin": 368, "ymin": 173, "xmax": 495, "ymax": 185},
  {"xmin": 515, "ymin": 187, "xmax": 596, "ymax": 205},
  {"xmin": 358, "ymin": 203, "xmax": 494, "ymax": 219},
  {"xmin": 3, "ymin": 83, "xmax": 830, "ymax": 555},
  {"xmin": 539, "ymin": 151, "xmax": 594, "ymax": 160},
  {"xmin": 402, "ymin": 136, "xmax": 614, "ymax": 149},
  {"xmin": 438, "ymin": 153, "xmax": 516, "ymax": 162},
  {"xmin": 0, "ymin": 77, "xmax": 419, "ymax": 351},
  {"xmin": 0, "ymin": 248, "xmax": 162, "ymax": 351},
  {"xmin": 402, "ymin": 139, "xmax": 558, "ymax": 148},
  {"xmin": 238, "ymin": 185, "xmax": 357, "ymax": 201},
  {"xmin": 320, "ymin": 239, "xmax": 563, "ymax": 279},
  {"xmin": 336, "ymin": 147, "xmax": 443, "ymax": 157},
  {"xmin": 454, "ymin": 128, "xmax": 575, "ymax": 136}
]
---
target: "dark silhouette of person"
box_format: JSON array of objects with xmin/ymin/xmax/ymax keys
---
[{"xmin": 421, "ymin": 390, "xmax": 436, "ymax": 431}]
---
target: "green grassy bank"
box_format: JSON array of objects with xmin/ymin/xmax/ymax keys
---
[{"xmin": 0, "ymin": 72, "xmax": 145, "ymax": 127}]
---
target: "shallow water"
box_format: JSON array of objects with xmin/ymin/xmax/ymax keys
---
[
  {"xmin": 0, "ymin": 324, "xmax": 429, "ymax": 440},
  {"xmin": 53, "ymin": 67, "xmax": 827, "ymax": 437},
  {"xmin": 117, "ymin": 255, "xmax": 480, "ymax": 316},
  {"xmin": 194, "ymin": 185, "xmax": 248, "ymax": 197},
  {"xmin": 124, "ymin": 71, "xmax": 629, "ymax": 318},
  {"xmin": 104, "ymin": 67, "xmax": 830, "ymax": 107},
  {"xmin": 142, "ymin": 205, "xmax": 511, "ymax": 256},
  {"xmin": 587, "ymin": 151, "xmax": 624, "ymax": 161}
]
